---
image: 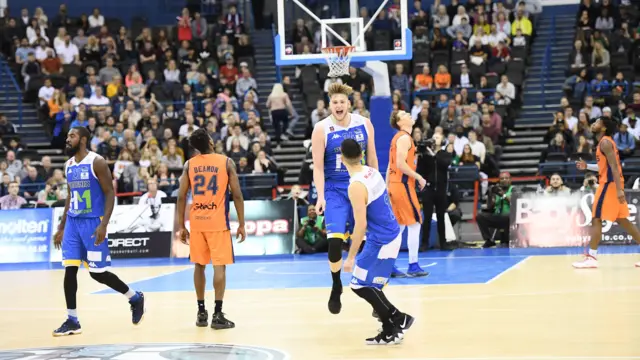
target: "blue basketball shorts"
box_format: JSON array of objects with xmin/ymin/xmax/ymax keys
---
[
  {"xmin": 349, "ymin": 232, "xmax": 402, "ymax": 290},
  {"xmin": 62, "ymin": 216, "xmax": 111, "ymax": 272},
  {"xmin": 324, "ymin": 182, "xmax": 355, "ymax": 241}
]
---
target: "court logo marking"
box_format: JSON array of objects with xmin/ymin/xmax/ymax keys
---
[{"xmin": 0, "ymin": 343, "xmax": 290, "ymax": 360}]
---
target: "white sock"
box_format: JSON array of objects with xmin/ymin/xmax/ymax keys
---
[
  {"xmin": 407, "ymin": 223, "xmax": 421, "ymax": 264},
  {"xmin": 588, "ymin": 248, "xmax": 598, "ymax": 258},
  {"xmin": 124, "ymin": 289, "xmax": 136, "ymax": 299},
  {"xmin": 67, "ymin": 309, "xmax": 78, "ymax": 318}
]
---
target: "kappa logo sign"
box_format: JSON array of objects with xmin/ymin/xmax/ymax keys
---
[
  {"xmin": 229, "ymin": 219, "xmax": 289, "ymax": 236},
  {"xmin": 109, "ymin": 237, "xmax": 150, "ymax": 247},
  {"xmin": 0, "ymin": 343, "xmax": 290, "ymax": 360}
]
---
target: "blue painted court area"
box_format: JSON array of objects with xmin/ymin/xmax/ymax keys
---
[{"xmin": 88, "ymin": 245, "xmax": 640, "ymax": 294}]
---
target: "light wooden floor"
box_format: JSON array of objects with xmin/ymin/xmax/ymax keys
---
[{"xmin": 0, "ymin": 254, "xmax": 639, "ymax": 359}]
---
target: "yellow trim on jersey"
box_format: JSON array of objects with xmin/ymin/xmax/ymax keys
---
[
  {"xmin": 328, "ymin": 233, "xmax": 348, "ymax": 241},
  {"xmin": 63, "ymin": 260, "xmax": 89, "ymax": 268}
]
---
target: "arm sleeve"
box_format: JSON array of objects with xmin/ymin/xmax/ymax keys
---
[{"xmin": 586, "ymin": 163, "xmax": 599, "ymax": 172}]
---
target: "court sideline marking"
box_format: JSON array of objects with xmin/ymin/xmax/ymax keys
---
[
  {"xmin": 485, "ymin": 256, "xmax": 531, "ymax": 284},
  {"xmin": 360, "ymin": 357, "xmax": 640, "ymax": 360}
]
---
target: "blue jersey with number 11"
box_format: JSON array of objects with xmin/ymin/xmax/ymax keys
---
[
  {"xmin": 65, "ymin": 151, "xmax": 106, "ymax": 218},
  {"xmin": 321, "ymin": 113, "xmax": 369, "ymax": 185}
]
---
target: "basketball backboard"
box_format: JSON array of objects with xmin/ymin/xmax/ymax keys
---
[{"xmin": 275, "ymin": 0, "xmax": 412, "ymax": 66}]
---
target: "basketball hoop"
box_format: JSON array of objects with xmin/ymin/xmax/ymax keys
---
[{"xmin": 322, "ymin": 46, "xmax": 355, "ymax": 78}]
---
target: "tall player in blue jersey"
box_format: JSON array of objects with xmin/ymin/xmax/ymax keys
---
[
  {"xmin": 340, "ymin": 139, "xmax": 414, "ymax": 345},
  {"xmin": 52, "ymin": 127, "xmax": 145, "ymax": 336},
  {"xmin": 311, "ymin": 83, "xmax": 379, "ymax": 314}
]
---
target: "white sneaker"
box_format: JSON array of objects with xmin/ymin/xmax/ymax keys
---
[
  {"xmin": 634, "ymin": 261, "xmax": 640, "ymax": 268},
  {"xmin": 572, "ymin": 255, "xmax": 599, "ymax": 268}
]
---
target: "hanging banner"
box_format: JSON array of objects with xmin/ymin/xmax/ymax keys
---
[
  {"xmin": 510, "ymin": 190, "xmax": 639, "ymax": 247},
  {"xmin": 0, "ymin": 208, "xmax": 53, "ymax": 263},
  {"xmin": 172, "ymin": 200, "xmax": 296, "ymax": 258}
]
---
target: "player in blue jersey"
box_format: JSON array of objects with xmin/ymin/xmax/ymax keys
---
[
  {"xmin": 311, "ymin": 83, "xmax": 378, "ymax": 315},
  {"xmin": 340, "ymin": 139, "xmax": 415, "ymax": 345},
  {"xmin": 52, "ymin": 127, "xmax": 145, "ymax": 336}
]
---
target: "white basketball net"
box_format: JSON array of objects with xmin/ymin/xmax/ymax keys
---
[{"xmin": 322, "ymin": 46, "xmax": 355, "ymax": 78}]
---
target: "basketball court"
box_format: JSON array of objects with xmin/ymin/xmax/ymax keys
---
[{"xmin": 0, "ymin": 247, "xmax": 639, "ymax": 359}]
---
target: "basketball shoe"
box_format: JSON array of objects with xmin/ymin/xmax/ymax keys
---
[
  {"xmin": 196, "ymin": 310, "xmax": 208, "ymax": 327},
  {"xmin": 406, "ymin": 263, "xmax": 429, "ymax": 277},
  {"xmin": 52, "ymin": 319, "xmax": 82, "ymax": 337},
  {"xmin": 572, "ymin": 254, "xmax": 598, "ymax": 268},
  {"xmin": 635, "ymin": 261, "xmax": 640, "ymax": 268},
  {"xmin": 129, "ymin": 291, "xmax": 145, "ymax": 325},
  {"xmin": 392, "ymin": 312, "xmax": 415, "ymax": 338},
  {"xmin": 365, "ymin": 327, "xmax": 403, "ymax": 345},
  {"xmin": 390, "ymin": 266, "xmax": 407, "ymax": 278},
  {"xmin": 211, "ymin": 312, "xmax": 235, "ymax": 329}
]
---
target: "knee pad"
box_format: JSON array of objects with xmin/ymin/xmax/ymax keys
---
[{"xmin": 328, "ymin": 238, "xmax": 343, "ymax": 263}]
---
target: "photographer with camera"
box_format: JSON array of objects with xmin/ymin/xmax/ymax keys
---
[
  {"xmin": 417, "ymin": 132, "xmax": 454, "ymax": 251},
  {"xmin": 477, "ymin": 171, "xmax": 513, "ymax": 248},
  {"xmin": 296, "ymin": 204, "xmax": 328, "ymax": 254},
  {"xmin": 581, "ymin": 172, "xmax": 599, "ymax": 192},
  {"xmin": 37, "ymin": 178, "xmax": 62, "ymax": 205}
]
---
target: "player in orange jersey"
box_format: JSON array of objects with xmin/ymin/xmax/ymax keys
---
[
  {"xmin": 176, "ymin": 128, "xmax": 246, "ymax": 328},
  {"xmin": 573, "ymin": 116, "xmax": 640, "ymax": 268},
  {"xmin": 386, "ymin": 111, "xmax": 428, "ymax": 277}
]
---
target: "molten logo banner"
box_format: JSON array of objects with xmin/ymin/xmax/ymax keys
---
[{"xmin": 509, "ymin": 190, "xmax": 639, "ymax": 247}]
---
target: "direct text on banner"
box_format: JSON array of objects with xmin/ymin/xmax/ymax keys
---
[
  {"xmin": 172, "ymin": 200, "xmax": 296, "ymax": 257},
  {"xmin": 0, "ymin": 208, "xmax": 53, "ymax": 263},
  {"xmin": 510, "ymin": 190, "xmax": 639, "ymax": 247}
]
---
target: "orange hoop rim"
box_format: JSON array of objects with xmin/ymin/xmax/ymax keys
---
[{"xmin": 321, "ymin": 46, "xmax": 356, "ymax": 55}]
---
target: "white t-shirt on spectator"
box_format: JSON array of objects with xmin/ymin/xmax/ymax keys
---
[
  {"xmin": 453, "ymin": 136, "xmax": 470, "ymax": 156},
  {"xmin": 179, "ymin": 124, "xmax": 200, "ymax": 138},
  {"xmin": 88, "ymin": 14, "xmax": 105, "ymax": 28},
  {"xmin": 53, "ymin": 37, "xmax": 66, "ymax": 52},
  {"xmin": 38, "ymin": 85, "xmax": 55, "ymax": 105},
  {"xmin": 138, "ymin": 190, "xmax": 167, "ymax": 207},
  {"xmin": 70, "ymin": 96, "xmax": 90, "ymax": 111},
  {"xmin": 468, "ymin": 140, "xmax": 487, "ymax": 163},
  {"xmin": 34, "ymin": 46, "xmax": 52, "ymax": 61},
  {"xmin": 56, "ymin": 43, "xmax": 79, "ymax": 64},
  {"xmin": 496, "ymin": 82, "xmax": 516, "ymax": 100},
  {"xmin": 566, "ymin": 116, "xmax": 578, "ymax": 131},
  {"xmin": 88, "ymin": 94, "xmax": 110, "ymax": 107},
  {"xmin": 623, "ymin": 117, "xmax": 640, "ymax": 140},
  {"xmin": 487, "ymin": 32, "xmax": 509, "ymax": 47}
]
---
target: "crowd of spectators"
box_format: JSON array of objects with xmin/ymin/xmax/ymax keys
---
[
  {"xmin": 544, "ymin": 0, "xmax": 640, "ymax": 167},
  {"xmin": 0, "ymin": 3, "xmax": 292, "ymax": 208}
]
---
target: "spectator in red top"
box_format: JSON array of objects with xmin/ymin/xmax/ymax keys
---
[
  {"xmin": 490, "ymin": 41, "xmax": 510, "ymax": 66},
  {"xmin": 177, "ymin": 8, "xmax": 192, "ymax": 42},
  {"xmin": 219, "ymin": 55, "xmax": 238, "ymax": 84}
]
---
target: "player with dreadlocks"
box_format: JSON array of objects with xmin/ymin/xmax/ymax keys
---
[{"xmin": 574, "ymin": 116, "xmax": 640, "ymax": 268}]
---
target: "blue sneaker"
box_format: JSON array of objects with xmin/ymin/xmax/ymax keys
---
[
  {"xmin": 407, "ymin": 263, "xmax": 429, "ymax": 277},
  {"xmin": 129, "ymin": 291, "xmax": 145, "ymax": 325},
  {"xmin": 390, "ymin": 265, "xmax": 407, "ymax": 278},
  {"xmin": 52, "ymin": 319, "xmax": 82, "ymax": 337}
]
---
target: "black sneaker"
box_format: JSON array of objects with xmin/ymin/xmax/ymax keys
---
[
  {"xmin": 392, "ymin": 312, "xmax": 415, "ymax": 337},
  {"xmin": 196, "ymin": 310, "xmax": 208, "ymax": 327},
  {"xmin": 129, "ymin": 291, "xmax": 145, "ymax": 325},
  {"xmin": 211, "ymin": 312, "xmax": 235, "ymax": 329},
  {"xmin": 52, "ymin": 319, "xmax": 82, "ymax": 337},
  {"xmin": 365, "ymin": 328, "xmax": 402, "ymax": 345},
  {"xmin": 328, "ymin": 286, "xmax": 343, "ymax": 314}
]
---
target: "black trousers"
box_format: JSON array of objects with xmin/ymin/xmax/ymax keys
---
[
  {"xmin": 476, "ymin": 212, "xmax": 510, "ymax": 243},
  {"xmin": 421, "ymin": 187, "xmax": 448, "ymax": 249}
]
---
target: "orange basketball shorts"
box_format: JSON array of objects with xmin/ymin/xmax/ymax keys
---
[
  {"xmin": 592, "ymin": 182, "xmax": 629, "ymax": 222},
  {"xmin": 189, "ymin": 230, "xmax": 235, "ymax": 266},
  {"xmin": 388, "ymin": 182, "xmax": 422, "ymax": 225}
]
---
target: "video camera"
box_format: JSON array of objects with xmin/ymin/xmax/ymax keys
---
[{"xmin": 416, "ymin": 138, "xmax": 435, "ymax": 155}]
